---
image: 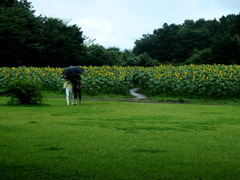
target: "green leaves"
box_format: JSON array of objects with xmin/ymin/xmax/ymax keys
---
[
  {"xmin": 2, "ymin": 79, "xmax": 44, "ymax": 105},
  {"xmin": 0, "ymin": 65, "xmax": 239, "ymax": 99},
  {"xmin": 143, "ymin": 64, "xmax": 240, "ymax": 98},
  {"xmin": 133, "ymin": 14, "xmax": 240, "ymax": 65}
]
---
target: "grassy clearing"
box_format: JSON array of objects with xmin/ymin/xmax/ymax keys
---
[
  {"xmin": 46, "ymin": 90, "xmax": 240, "ymax": 106},
  {"xmin": 0, "ymin": 96, "xmax": 240, "ymax": 180}
]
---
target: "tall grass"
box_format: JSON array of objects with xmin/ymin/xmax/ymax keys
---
[{"xmin": 0, "ymin": 97, "xmax": 240, "ymax": 179}]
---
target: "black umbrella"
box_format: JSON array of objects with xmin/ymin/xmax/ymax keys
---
[{"xmin": 62, "ymin": 66, "xmax": 84, "ymax": 76}]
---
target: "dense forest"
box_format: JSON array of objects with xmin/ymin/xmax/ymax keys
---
[
  {"xmin": 1, "ymin": 0, "xmax": 240, "ymax": 67},
  {"xmin": 133, "ymin": 17, "xmax": 240, "ymax": 65}
]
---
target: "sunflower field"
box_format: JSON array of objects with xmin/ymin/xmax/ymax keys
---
[{"xmin": 0, "ymin": 64, "xmax": 239, "ymax": 98}]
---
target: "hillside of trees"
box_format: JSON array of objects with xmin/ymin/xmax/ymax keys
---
[
  {"xmin": 1, "ymin": 0, "xmax": 240, "ymax": 67},
  {"xmin": 133, "ymin": 16, "xmax": 240, "ymax": 65}
]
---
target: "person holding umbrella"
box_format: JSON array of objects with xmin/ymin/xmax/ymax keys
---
[
  {"xmin": 62, "ymin": 66, "xmax": 84, "ymax": 105},
  {"xmin": 73, "ymin": 74, "xmax": 82, "ymax": 105}
]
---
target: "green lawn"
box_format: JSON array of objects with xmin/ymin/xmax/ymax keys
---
[{"xmin": 0, "ymin": 96, "xmax": 240, "ymax": 179}]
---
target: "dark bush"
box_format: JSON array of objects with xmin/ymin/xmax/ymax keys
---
[{"xmin": 2, "ymin": 80, "xmax": 44, "ymax": 105}]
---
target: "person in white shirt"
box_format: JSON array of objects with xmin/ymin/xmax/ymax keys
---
[{"xmin": 63, "ymin": 76, "xmax": 74, "ymax": 105}]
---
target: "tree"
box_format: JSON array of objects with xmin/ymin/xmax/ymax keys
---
[
  {"xmin": 85, "ymin": 44, "xmax": 108, "ymax": 66},
  {"xmin": 0, "ymin": 0, "xmax": 86, "ymax": 67},
  {"xmin": 173, "ymin": 27, "xmax": 211, "ymax": 63},
  {"xmin": 1, "ymin": 0, "xmax": 239, "ymax": 67},
  {"xmin": 105, "ymin": 47, "xmax": 126, "ymax": 66},
  {"xmin": 211, "ymin": 34, "xmax": 240, "ymax": 64},
  {"xmin": 133, "ymin": 15, "xmax": 240, "ymax": 65},
  {"xmin": 122, "ymin": 49, "xmax": 139, "ymax": 66},
  {"xmin": 133, "ymin": 23, "xmax": 180, "ymax": 63},
  {"xmin": 133, "ymin": 33, "xmax": 154, "ymax": 57},
  {"xmin": 185, "ymin": 48, "xmax": 212, "ymax": 65},
  {"xmin": 151, "ymin": 23, "xmax": 179, "ymax": 62},
  {"xmin": 231, "ymin": 13, "xmax": 240, "ymax": 36},
  {"xmin": 0, "ymin": 0, "xmax": 17, "ymax": 8},
  {"xmin": 38, "ymin": 17, "xmax": 85, "ymax": 67},
  {"xmin": 137, "ymin": 52, "xmax": 159, "ymax": 67},
  {"xmin": 0, "ymin": 0, "xmax": 36, "ymax": 66}
]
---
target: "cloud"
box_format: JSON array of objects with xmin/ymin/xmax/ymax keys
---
[
  {"xmin": 77, "ymin": 16, "xmax": 115, "ymax": 47},
  {"xmin": 78, "ymin": 15, "xmax": 134, "ymax": 49},
  {"xmin": 31, "ymin": 0, "xmax": 240, "ymax": 49},
  {"xmin": 78, "ymin": 16, "xmax": 112, "ymax": 34}
]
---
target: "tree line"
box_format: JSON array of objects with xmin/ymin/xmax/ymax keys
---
[
  {"xmin": 1, "ymin": 0, "xmax": 240, "ymax": 67},
  {"xmin": 133, "ymin": 14, "xmax": 240, "ymax": 65}
]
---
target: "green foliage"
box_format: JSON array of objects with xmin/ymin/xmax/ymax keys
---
[
  {"xmin": 0, "ymin": 0, "xmax": 85, "ymax": 67},
  {"xmin": 0, "ymin": 1, "xmax": 239, "ymax": 67},
  {"xmin": 0, "ymin": 0, "xmax": 17, "ymax": 8},
  {"xmin": 211, "ymin": 34, "xmax": 240, "ymax": 64},
  {"xmin": 133, "ymin": 14, "xmax": 240, "ymax": 65},
  {"xmin": 0, "ymin": 0, "xmax": 36, "ymax": 66},
  {"xmin": 1, "ymin": 79, "xmax": 44, "ymax": 105},
  {"xmin": 85, "ymin": 44, "xmax": 109, "ymax": 66},
  {"xmin": 131, "ymin": 64, "xmax": 240, "ymax": 99},
  {"xmin": 121, "ymin": 49, "xmax": 140, "ymax": 66},
  {"xmin": 185, "ymin": 48, "xmax": 212, "ymax": 65},
  {"xmin": 137, "ymin": 52, "xmax": 160, "ymax": 66},
  {"xmin": 1, "ymin": 65, "xmax": 240, "ymax": 99},
  {"xmin": 37, "ymin": 17, "xmax": 85, "ymax": 67}
]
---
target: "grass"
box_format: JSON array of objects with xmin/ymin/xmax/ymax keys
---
[
  {"xmin": 0, "ymin": 95, "xmax": 240, "ymax": 180},
  {"xmin": 46, "ymin": 90, "xmax": 240, "ymax": 106}
]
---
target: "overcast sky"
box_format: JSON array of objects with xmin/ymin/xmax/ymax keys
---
[{"xmin": 30, "ymin": 0, "xmax": 240, "ymax": 50}]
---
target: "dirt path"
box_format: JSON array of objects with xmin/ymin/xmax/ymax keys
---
[{"xmin": 129, "ymin": 87, "xmax": 147, "ymax": 99}]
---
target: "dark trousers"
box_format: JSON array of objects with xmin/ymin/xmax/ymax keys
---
[{"xmin": 73, "ymin": 87, "xmax": 81, "ymax": 101}]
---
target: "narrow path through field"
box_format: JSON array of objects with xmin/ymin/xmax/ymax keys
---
[{"xmin": 129, "ymin": 88, "xmax": 147, "ymax": 99}]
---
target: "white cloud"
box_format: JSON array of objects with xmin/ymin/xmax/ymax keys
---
[
  {"xmin": 77, "ymin": 16, "xmax": 115, "ymax": 47},
  {"xmin": 78, "ymin": 16, "xmax": 112, "ymax": 34},
  {"xmin": 30, "ymin": 0, "xmax": 240, "ymax": 49},
  {"xmin": 78, "ymin": 16, "xmax": 133, "ymax": 49}
]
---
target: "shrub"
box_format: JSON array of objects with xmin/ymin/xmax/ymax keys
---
[{"xmin": 1, "ymin": 80, "xmax": 44, "ymax": 105}]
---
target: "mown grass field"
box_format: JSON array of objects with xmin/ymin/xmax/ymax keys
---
[{"xmin": 0, "ymin": 96, "xmax": 240, "ymax": 180}]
